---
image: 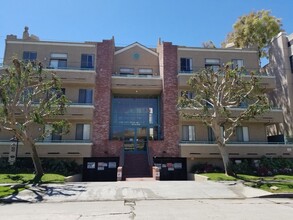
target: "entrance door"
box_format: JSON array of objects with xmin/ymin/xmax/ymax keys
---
[{"xmin": 123, "ymin": 127, "xmax": 147, "ymax": 152}]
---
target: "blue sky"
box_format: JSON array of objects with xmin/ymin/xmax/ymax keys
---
[{"xmin": 0, "ymin": 0, "xmax": 293, "ymax": 63}]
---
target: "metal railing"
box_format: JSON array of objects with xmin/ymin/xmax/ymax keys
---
[
  {"xmin": 179, "ymin": 140, "xmax": 290, "ymax": 145},
  {"xmin": 178, "ymin": 67, "xmax": 273, "ymax": 76},
  {"xmin": 112, "ymin": 73, "xmax": 161, "ymax": 78},
  {"xmin": 0, "ymin": 139, "xmax": 92, "ymax": 143}
]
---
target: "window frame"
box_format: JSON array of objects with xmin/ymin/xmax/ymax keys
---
[
  {"xmin": 81, "ymin": 54, "xmax": 94, "ymax": 69},
  {"xmin": 180, "ymin": 58, "xmax": 193, "ymax": 72},
  {"xmin": 23, "ymin": 51, "xmax": 37, "ymax": 62}
]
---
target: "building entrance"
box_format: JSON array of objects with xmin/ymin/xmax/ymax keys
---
[{"xmin": 123, "ymin": 127, "xmax": 147, "ymax": 152}]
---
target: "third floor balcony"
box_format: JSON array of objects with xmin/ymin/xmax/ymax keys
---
[{"xmin": 111, "ymin": 73, "xmax": 162, "ymax": 95}]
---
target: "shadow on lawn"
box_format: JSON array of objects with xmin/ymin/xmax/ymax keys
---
[{"xmin": 0, "ymin": 184, "xmax": 86, "ymax": 204}]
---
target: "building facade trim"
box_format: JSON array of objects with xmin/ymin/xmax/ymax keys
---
[
  {"xmin": 6, "ymin": 40, "xmax": 96, "ymax": 48},
  {"xmin": 178, "ymin": 47, "xmax": 258, "ymax": 53},
  {"xmin": 114, "ymin": 42, "xmax": 158, "ymax": 56}
]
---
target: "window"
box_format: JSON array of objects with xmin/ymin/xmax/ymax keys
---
[
  {"xmin": 232, "ymin": 59, "xmax": 244, "ymax": 70},
  {"xmin": 78, "ymin": 89, "xmax": 93, "ymax": 104},
  {"xmin": 76, "ymin": 124, "xmax": 90, "ymax": 140},
  {"xmin": 180, "ymin": 58, "xmax": 193, "ymax": 72},
  {"xmin": 205, "ymin": 59, "xmax": 220, "ymax": 72},
  {"xmin": 182, "ymin": 125, "xmax": 195, "ymax": 141},
  {"xmin": 139, "ymin": 68, "xmax": 153, "ymax": 76},
  {"xmin": 46, "ymin": 88, "xmax": 65, "ymax": 100},
  {"xmin": 208, "ymin": 126, "xmax": 224, "ymax": 142},
  {"xmin": 81, "ymin": 54, "xmax": 94, "ymax": 69},
  {"xmin": 236, "ymin": 126, "xmax": 249, "ymax": 142},
  {"xmin": 44, "ymin": 124, "xmax": 62, "ymax": 142},
  {"xmin": 181, "ymin": 91, "xmax": 195, "ymax": 99},
  {"xmin": 290, "ymin": 56, "xmax": 293, "ymax": 74},
  {"xmin": 120, "ymin": 68, "xmax": 134, "ymax": 75},
  {"xmin": 49, "ymin": 53, "xmax": 67, "ymax": 69},
  {"xmin": 23, "ymin": 51, "xmax": 37, "ymax": 62}
]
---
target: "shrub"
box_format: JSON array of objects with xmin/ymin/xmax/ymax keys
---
[
  {"xmin": 0, "ymin": 158, "xmax": 82, "ymax": 176},
  {"xmin": 232, "ymin": 157, "xmax": 293, "ymax": 176},
  {"xmin": 191, "ymin": 163, "xmax": 223, "ymax": 173}
]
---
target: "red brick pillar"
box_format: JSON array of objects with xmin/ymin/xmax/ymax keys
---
[
  {"xmin": 153, "ymin": 42, "xmax": 179, "ymax": 157},
  {"xmin": 92, "ymin": 39, "xmax": 115, "ymax": 156}
]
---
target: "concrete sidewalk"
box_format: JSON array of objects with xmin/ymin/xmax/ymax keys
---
[{"xmin": 1, "ymin": 180, "xmax": 272, "ymax": 203}]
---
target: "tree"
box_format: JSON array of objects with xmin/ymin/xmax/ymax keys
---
[
  {"xmin": 0, "ymin": 59, "xmax": 69, "ymax": 181},
  {"xmin": 223, "ymin": 10, "xmax": 282, "ymax": 58},
  {"xmin": 202, "ymin": 40, "xmax": 216, "ymax": 48},
  {"xmin": 177, "ymin": 65, "xmax": 270, "ymax": 175}
]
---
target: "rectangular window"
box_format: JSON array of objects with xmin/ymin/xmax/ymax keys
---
[
  {"xmin": 81, "ymin": 54, "xmax": 94, "ymax": 69},
  {"xmin": 182, "ymin": 125, "xmax": 195, "ymax": 141},
  {"xmin": 205, "ymin": 58, "xmax": 220, "ymax": 72},
  {"xmin": 290, "ymin": 56, "xmax": 293, "ymax": 74},
  {"xmin": 49, "ymin": 53, "xmax": 67, "ymax": 69},
  {"xmin": 44, "ymin": 124, "xmax": 62, "ymax": 142},
  {"xmin": 181, "ymin": 91, "xmax": 194, "ymax": 99},
  {"xmin": 208, "ymin": 127, "xmax": 215, "ymax": 142},
  {"xmin": 120, "ymin": 68, "xmax": 134, "ymax": 75},
  {"xmin": 23, "ymin": 51, "xmax": 37, "ymax": 62},
  {"xmin": 180, "ymin": 58, "xmax": 193, "ymax": 72},
  {"xmin": 78, "ymin": 89, "xmax": 93, "ymax": 104},
  {"xmin": 76, "ymin": 124, "xmax": 90, "ymax": 140},
  {"xmin": 236, "ymin": 126, "xmax": 249, "ymax": 142},
  {"xmin": 139, "ymin": 68, "xmax": 153, "ymax": 75},
  {"xmin": 232, "ymin": 59, "xmax": 244, "ymax": 70}
]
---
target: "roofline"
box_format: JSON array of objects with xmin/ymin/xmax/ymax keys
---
[
  {"xmin": 114, "ymin": 42, "xmax": 158, "ymax": 56},
  {"xmin": 6, "ymin": 40, "xmax": 96, "ymax": 48},
  {"xmin": 178, "ymin": 47, "xmax": 258, "ymax": 53}
]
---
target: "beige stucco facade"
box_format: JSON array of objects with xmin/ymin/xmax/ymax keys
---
[{"xmin": 1, "ymin": 28, "xmax": 292, "ymax": 173}]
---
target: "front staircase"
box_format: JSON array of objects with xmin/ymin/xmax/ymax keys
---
[{"xmin": 122, "ymin": 153, "xmax": 152, "ymax": 180}]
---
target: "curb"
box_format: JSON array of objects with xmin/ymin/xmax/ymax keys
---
[{"xmin": 258, "ymin": 193, "xmax": 293, "ymax": 199}]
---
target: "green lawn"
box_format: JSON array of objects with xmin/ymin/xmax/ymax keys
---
[
  {"xmin": 0, "ymin": 173, "xmax": 65, "ymax": 184},
  {"xmin": 0, "ymin": 185, "xmax": 26, "ymax": 198},
  {"xmin": 0, "ymin": 173, "xmax": 65, "ymax": 199},
  {"xmin": 200, "ymin": 173, "xmax": 293, "ymax": 193}
]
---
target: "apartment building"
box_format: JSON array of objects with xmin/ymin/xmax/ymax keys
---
[
  {"xmin": 1, "ymin": 28, "xmax": 292, "ymax": 179},
  {"xmin": 266, "ymin": 32, "xmax": 293, "ymax": 140}
]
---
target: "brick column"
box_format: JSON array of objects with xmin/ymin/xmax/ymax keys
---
[
  {"xmin": 150, "ymin": 42, "xmax": 179, "ymax": 157},
  {"xmin": 92, "ymin": 39, "xmax": 118, "ymax": 156}
]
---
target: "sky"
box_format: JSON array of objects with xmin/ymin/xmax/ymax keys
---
[{"xmin": 0, "ymin": 0, "xmax": 293, "ymax": 64}]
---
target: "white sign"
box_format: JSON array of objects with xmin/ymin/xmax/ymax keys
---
[{"xmin": 8, "ymin": 143, "xmax": 17, "ymax": 164}]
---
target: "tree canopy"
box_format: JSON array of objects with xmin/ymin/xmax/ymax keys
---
[
  {"xmin": 178, "ymin": 65, "xmax": 270, "ymax": 175},
  {"xmin": 0, "ymin": 59, "xmax": 69, "ymax": 181},
  {"xmin": 222, "ymin": 10, "xmax": 282, "ymax": 58}
]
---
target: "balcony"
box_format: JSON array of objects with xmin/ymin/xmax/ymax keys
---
[
  {"xmin": 179, "ymin": 107, "xmax": 283, "ymax": 123},
  {"xmin": 112, "ymin": 74, "xmax": 162, "ymax": 95},
  {"xmin": 0, "ymin": 140, "xmax": 92, "ymax": 158},
  {"xmin": 177, "ymin": 69, "xmax": 276, "ymax": 90},
  {"xmin": 44, "ymin": 67, "xmax": 96, "ymax": 85},
  {"xmin": 180, "ymin": 141, "xmax": 293, "ymax": 158},
  {"xmin": 55, "ymin": 104, "xmax": 94, "ymax": 120}
]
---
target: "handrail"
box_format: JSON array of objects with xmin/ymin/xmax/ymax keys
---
[{"xmin": 119, "ymin": 146, "xmax": 125, "ymax": 167}]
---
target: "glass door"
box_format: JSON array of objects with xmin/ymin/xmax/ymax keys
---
[{"xmin": 123, "ymin": 127, "xmax": 148, "ymax": 152}]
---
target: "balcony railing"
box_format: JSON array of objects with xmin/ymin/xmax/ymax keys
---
[
  {"xmin": 179, "ymin": 140, "xmax": 291, "ymax": 145},
  {"xmin": 178, "ymin": 67, "xmax": 273, "ymax": 76},
  {"xmin": 112, "ymin": 73, "xmax": 160, "ymax": 78},
  {"xmin": 45, "ymin": 66, "xmax": 95, "ymax": 71},
  {"xmin": 0, "ymin": 139, "xmax": 92, "ymax": 143}
]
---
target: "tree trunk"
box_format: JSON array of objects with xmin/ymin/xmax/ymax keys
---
[
  {"xmin": 25, "ymin": 139, "xmax": 44, "ymax": 182},
  {"xmin": 217, "ymin": 143, "xmax": 234, "ymax": 176}
]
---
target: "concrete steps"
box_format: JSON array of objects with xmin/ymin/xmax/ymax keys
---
[{"xmin": 123, "ymin": 153, "xmax": 151, "ymax": 180}]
